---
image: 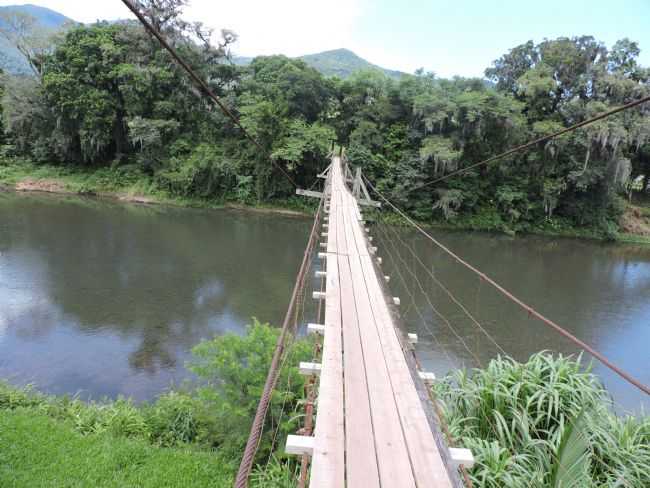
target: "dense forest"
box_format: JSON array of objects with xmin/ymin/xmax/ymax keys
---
[{"xmin": 1, "ymin": 1, "xmax": 649, "ymax": 238}]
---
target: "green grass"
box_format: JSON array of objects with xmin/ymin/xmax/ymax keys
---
[
  {"xmin": 0, "ymin": 322, "xmax": 311, "ymax": 487},
  {"xmin": 0, "ymin": 408, "xmax": 234, "ymax": 488}
]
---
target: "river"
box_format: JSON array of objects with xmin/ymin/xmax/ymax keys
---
[{"xmin": 0, "ymin": 192, "xmax": 648, "ymax": 412}]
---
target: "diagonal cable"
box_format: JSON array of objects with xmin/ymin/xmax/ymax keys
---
[{"xmin": 119, "ymin": 0, "xmax": 297, "ymax": 188}]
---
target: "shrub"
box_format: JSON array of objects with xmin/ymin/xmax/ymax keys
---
[
  {"xmin": 433, "ymin": 352, "xmax": 650, "ymax": 487},
  {"xmin": 0, "ymin": 321, "xmax": 312, "ymax": 463},
  {"xmin": 189, "ymin": 319, "xmax": 312, "ymax": 459}
]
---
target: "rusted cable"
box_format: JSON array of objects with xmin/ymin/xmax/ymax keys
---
[
  {"xmin": 234, "ymin": 197, "xmax": 325, "ymax": 487},
  {"xmin": 119, "ymin": 0, "xmax": 297, "ymax": 188},
  {"xmin": 406, "ymin": 94, "xmax": 650, "ymax": 194},
  {"xmin": 366, "ymin": 177, "xmax": 650, "ymax": 396}
]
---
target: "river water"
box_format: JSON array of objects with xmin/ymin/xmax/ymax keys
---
[{"xmin": 0, "ymin": 192, "xmax": 648, "ymax": 412}]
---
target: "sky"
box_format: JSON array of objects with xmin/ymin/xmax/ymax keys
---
[{"xmin": 2, "ymin": 0, "xmax": 650, "ymax": 78}]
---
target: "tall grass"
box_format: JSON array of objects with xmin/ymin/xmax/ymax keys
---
[{"xmin": 433, "ymin": 352, "xmax": 650, "ymax": 487}]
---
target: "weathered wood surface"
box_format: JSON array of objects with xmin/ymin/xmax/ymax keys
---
[{"xmin": 309, "ymin": 157, "xmax": 455, "ymax": 487}]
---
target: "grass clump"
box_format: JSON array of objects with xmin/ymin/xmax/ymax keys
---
[
  {"xmin": 433, "ymin": 352, "xmax": 650, "ymax": 487},
  {"xmin": 0, "ymin": 408, "xmax": 234, "ymax": 488}
]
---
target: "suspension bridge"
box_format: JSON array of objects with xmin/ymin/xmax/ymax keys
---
[
  {"xmin": 234, "ymin": 151, "xmax": 649, "ymax": 488},
  {"xmin": 287, "ymin": 155, "xmax": 467, "ymax": 487},
  {"xmin": 114, "ymin": 3, "xmax": 650, "ymax": 486}
]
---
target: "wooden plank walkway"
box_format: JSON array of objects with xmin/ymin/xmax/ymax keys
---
[{"xmin": 309, "ymin": 157, "xmax": 455, "ymax": 487}]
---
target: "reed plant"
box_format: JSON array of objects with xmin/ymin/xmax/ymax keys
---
[{"xmin": 433, "ymin": 352, "xmax": 650, "ymax": 487}]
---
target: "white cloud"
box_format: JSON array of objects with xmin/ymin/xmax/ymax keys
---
[
  {"xmin": 0, "ymin": 0, "xmax": 366, "ymax": 58},
  {"xmin": 188, "ymin": 0, "xmax": 365, "ymax": 58}
]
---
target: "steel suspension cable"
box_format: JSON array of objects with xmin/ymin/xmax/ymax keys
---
[
  {"xmin": 376, "ymin": 231, "xmax": 460, "ymax": 369},
  {"xmin": 378, "ymin": 218, "xmax": 508, "ymax": 357},
  {"xmin": 374, "ymin": 221, "xmax": 458, "ymax": 367},
  {"xmin": 405, "ymin": 94, "xmax": 650, "ymax": 194},
  {"xmin": 373, "ymin": 218, "xmax": 481, "ymax": 366},
  {"xmin": 119, "ymin": 0, "xmax": 297, "ymax": 188},
  {"xmin": 365, "ymin": 176, "xmax": 650, "ymax": 396},
  {"xmin": 234, "ymin": 195, "xmax": 325, "ymax": 487}
]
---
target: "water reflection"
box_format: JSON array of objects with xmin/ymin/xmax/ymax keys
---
[
  {"xmin": 1, "ymin": 191, "xmax": 648, "ymax": 412},
  {"xmin": 376, "ymin": 228, "xmax": 650, "ymax": 413},
  {"xmin": 0, "ymin": 192, "xmax": 309, "ymax": 400}
]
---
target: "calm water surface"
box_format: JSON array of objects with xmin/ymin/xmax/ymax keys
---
[
  {"xmin": 0, "ymin": 192, "xmax": 648, "ymax": 411},
  {"xmin": 374, "ymin": 225, "xmax": 650, "ymax": 413},
  {"xmin": 0, "ymin": 192, "xmax": 309, "ymax": 400}
]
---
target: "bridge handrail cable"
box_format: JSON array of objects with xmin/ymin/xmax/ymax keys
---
[{"xmin": 364, "ymin": 175, "xmax": 650, "ymax": 396}]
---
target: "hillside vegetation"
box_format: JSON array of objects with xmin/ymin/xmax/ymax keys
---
[
  {"xmin": 234, "ymin": 48, "xmax": 404, "ymax": 79},
  {"xmin": 0, "ymin": 1, "xmax": 648, "ymax": 240},
  {"xmin": 0, "ymin": 4, "xmax": 73, "ymax": 74}
]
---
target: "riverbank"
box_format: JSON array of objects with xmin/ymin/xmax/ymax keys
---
[
  {"xmin": 0, "ymin": 409, "xmax": 235, "ymax": 487},
  {"xmin": 1, "ymin": 158, "xmax": 649, "ymax": 244},
  {"xmin": 2, "ymin": 348, "xmax": 647, "ymax": 487},
  {"xmin": 0, "ymin": 322, "xmax": 309, "ymax": 488},
  {"xmin": 0, "ymin": 158, "xmax": 314, "ymax": 217}
]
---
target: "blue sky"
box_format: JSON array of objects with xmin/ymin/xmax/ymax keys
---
[
  {"xmin": 3, "ymin": 0, "xmax": 649, "ymax": 77},
  {"xmin": 353, "ymin": 0, "xmax": 650, "ymax": 77}
]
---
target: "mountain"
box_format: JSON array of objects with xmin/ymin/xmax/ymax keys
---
[
  {"xmin": 0, "ymin": 4, "xmax": 74, "ymax": 74},
  {"xmin": 299, "ymin": 49, "xmax": 404, "ymax": 79},
  {"xmin": 233, "ymin": 48, "xmax": 406, "ymax": 79},
  {"xmin": 0, "ymin": 5, "xmax": 402, "ymax": 80}
]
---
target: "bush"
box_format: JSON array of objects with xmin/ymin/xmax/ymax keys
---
[
  {"xmin": 433, "ymin": 352, "xmax": 650, "ymax": 487},
  {"xmin": 189, "ymin": 319, "xmax": 312, "ymax": 459},
  {"xmin": 155, "ymin": 143, "xmax": 240, "ymax": 199},
  {"xmin": 0, "ymin": 320, "xmax": 312, "ymax": 465}
]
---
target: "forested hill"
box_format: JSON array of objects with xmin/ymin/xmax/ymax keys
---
[
  {"xmin": 298, "ymin": 48, "xmax": 403, "ymax": 79},
  {"xmin": 0, "ymin": 2, "xmax": 649, "ymax": 241},
  {"xmin": 236, "ymin": 48, "xmax": 405, "ymax": 79},
  {"xmin": 0, "ymin": 4, "xmax": 70, "ymax": 27},
  {"xmin": 0, "ymin": 4, "xmax": 73, "ymax": 74}
]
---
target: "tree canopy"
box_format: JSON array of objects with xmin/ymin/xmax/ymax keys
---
[{"xmin": 1, "ymin": 7, "xmax": 648, "ymax": 234}]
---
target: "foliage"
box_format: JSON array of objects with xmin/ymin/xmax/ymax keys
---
[
  {"xmin": 189, "ymin": 319, "xmax": 312, "ymax": 460},
  {"xmin": 250, "ymin": 456, "xmax": 301, "ymax": 488},
  {"xmin": 0, "ymin": 409, "xmax": 234, "ymax": 487},
  {"xmin": 1, "ymin": 3, "xmax": 649, "ymax": 237},
  {"xmin": 0, "ymin": 68, "xmax": 4, "ymax": 144},
  {"xmin": 433, "ymin": 353, "xmax": 650, "ymax": 487},
  {"xmin": 1, "ymin": 320, "xmax": 311, "ymax": 467}
]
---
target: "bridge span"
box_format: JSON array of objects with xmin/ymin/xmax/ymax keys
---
[{"xmin": 288, "ymin": 156, "xmax": 464, "ymax": 487}]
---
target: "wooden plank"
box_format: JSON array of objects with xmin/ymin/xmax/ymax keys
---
[
  {"xmin": 338, "ymin": 253, "xmax": 380, "ymax": 487},
  {"xmin": 296, "ymin": 188, "xmax": 324, "ymax": 199},
  {"xmin": 337, "ymin": 157, "xmax": 453, "ymax": 487},
  {"xmin": 346, "ymin": 251, "xmax": 416, "ymax": 487},
  {"xmin": 450, "ymin": 448, "xmax": 475, "ymax": 468},
  {"xmin": 326, "ymin": 191, "xmax": 338, "ymax": 255},
  {"xmin": 309, "ymin": 156, "xmax": 455, "ymax": 488},
  {"xmin": 309, "ymin": 249, "xmax": 345, "ymax": 487},
  {"xmin": 359, "ymin": 253, "xmax": 453, "ymax": 488},
  {"xmin": 286, "ymin": 435, "xmax": 315, "ymax": 456}
]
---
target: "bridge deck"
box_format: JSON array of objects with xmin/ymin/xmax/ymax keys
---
[{"xmin": 309, "ymin": 158, "xmax": 454, "ymax": 487}]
